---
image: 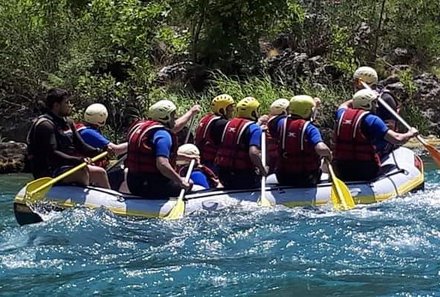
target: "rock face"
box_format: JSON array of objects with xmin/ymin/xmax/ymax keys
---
[
  {"xmin": 413, "ymin": 73, "xmax": 440, "ymax": 134},
  {"xmin": 0, "ymin": 142, "xmax": 27, "ymax": 174},
  {"xmin": 266, "ymin": 49, "xmax": 344, "ymax": 90}
]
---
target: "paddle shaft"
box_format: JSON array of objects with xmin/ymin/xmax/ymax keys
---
[
  {"xmin": 177, "ymin": 159, "xmax": 196, "ymax": 201},
  {"xmin": 184, "ymin": 115, "xmax": 196, "ymax": 144},
  {"xmin": 30, "ymin": 151, "xmax": 108, "ymax": 196},
  {"xmin": 261, "ymin": 129, "xmax": 267, "ymax": 198},
  {"xmin": 360, "ymin": 81, "xmax": 427, "ymax": 145}
]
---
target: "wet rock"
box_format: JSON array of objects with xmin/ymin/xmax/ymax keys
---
[{"xmin": 0, "ymin": 141, "xmax": 27, "ymax": 173}]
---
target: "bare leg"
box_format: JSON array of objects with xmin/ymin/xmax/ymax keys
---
[
  {"xmin": 62, "ymin": 167, "xmax": 90, "ymax": 186},
  {"xmin": 118, "ymin": 168, "xmax": 130, "ymax": 193},
  {"xmin": 88, "ymin": 165, "xmax": 110, "ymax": 188}
]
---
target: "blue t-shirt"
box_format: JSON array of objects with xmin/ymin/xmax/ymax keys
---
[
  {"xmin": 190, "ymin": 170, "xmax": 210, "ymax": 189},
  {"xmin": 152, "ymin": 129, "xmax": 173, "ymax": 158},
  {"xmin": 248, "ymin": 123, "xmax": 262, "ymax": 148},
  {"xmin": 79, "ymin": 127, "xmax": 110, "ymax": 149},
  {"xmin": 276, "ymin": 117, "xmax": 323, "ymax": 146},
  {"xmin": 336, "ymin": 108, "xmax": 389, "ymax": 150}
]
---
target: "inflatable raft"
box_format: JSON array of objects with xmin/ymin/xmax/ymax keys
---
[{"xmin": 14, "ymin": 147, "xmax": 424, "ymax": 225}]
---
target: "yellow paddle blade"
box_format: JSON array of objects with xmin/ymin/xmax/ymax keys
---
[
  {"xmin": 330, "ymin": 177, "xmax": 356, "ymax": 211},
  {"xmin": 24, "ymin": 177, "xmax": 53, "ymax": 203},
  {"xmin": 164, "ymin": 195, "xmax": 185, "ymax": 220},
  {"xmin": 425, "ymin": 142, "xmax": 440, "ymax": 168}
]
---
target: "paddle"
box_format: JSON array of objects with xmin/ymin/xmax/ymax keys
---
[
  {"xmin": 24, "ymin": 151, "xmax": 108, "ymax": 203},
  {"xmin": 360, "ymin": 81, "xmax": 440, "ymax": 167},
  {"xmin": 326, "ymin": 159, "xmax": 356, "ymax": 211},
  {"xmin": 164, "ymin": 159, "xmax": 196, "ymax": 220},
  {"xmin": 163, "ymin": 115, "xmax": 198, "ymax": 220},
  {"xmin": 258, "ymin": 129, "xmax": 272, "ymax": 207}
]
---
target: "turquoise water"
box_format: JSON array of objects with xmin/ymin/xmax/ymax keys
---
[{"xmin": 0, "ymin": 158, "xmax": 440, "ymax": 296}]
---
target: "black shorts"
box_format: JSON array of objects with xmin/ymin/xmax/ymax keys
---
[
  {"xmin": 127, "ymin": 172, "xmax": 181, "ymax": 199},
  {"xmin": 333, "ymin": 160, "xmax": 379, "ymax": 182},
  {"xmin": 276, "ymin": 170, "xmax": 322, "ymax": 187},
  {"xmin": 218, "ymin": 168, "xmax": 260, "ymax": 189}
]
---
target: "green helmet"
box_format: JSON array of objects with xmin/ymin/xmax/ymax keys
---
[{"xmin": 289, "ymin": 95, "xmax": 316, "ymax": 119}]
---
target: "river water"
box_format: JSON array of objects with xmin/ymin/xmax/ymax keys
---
[{"xmin": 0, "ymin": 157, "xmax": 439, "ymax": 296}]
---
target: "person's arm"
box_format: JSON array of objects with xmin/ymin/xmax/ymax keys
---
[
  {"xmin": 108, "ymin": 142, "xmax": 128, "ymax": 155},
  {"xmin": 37, "ymin": 121, "xmax": 84, "ymax": 165},
  {"xmin": 315, "ymin": 142, "xmax": 332, "ymax": 160},
  {"xmin": 156, "ymin": 156, "xmax": 187, "ymax": 185},
  {"xmin": 70, "ymin": 121, "xmax": 101, "ymax": 156},
  {"xmin": 307, "ymin": 124, "xmax": 332, "ymax": 160},
  {"xmin": 338, "ymin": 99, "xmax": 353, "ymax": 109},
  {"xmin": 153, "ymin": 130, "xmax": 191, "ymax": 190},
  {"xmin": 248, "ymin": 124, "xmax": 268, "ymax": 176},
  {"xmin": 384, "ymin": 128, "xmax": 418, "ymax": 145},
  {"xmin": 249, "ymin": 146, "xmax": 267, "ymax": 176},
  {"xmin": 173, "ymin": 105, "xmax": 201, "ymax": 133}
]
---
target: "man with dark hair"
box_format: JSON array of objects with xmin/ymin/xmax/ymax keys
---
[{"xmin": 27, "ymin": 88, "xmax": 110, "ymax": 188}]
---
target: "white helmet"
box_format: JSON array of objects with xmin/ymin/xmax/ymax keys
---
[
  {"xmin": 270, "ymin": 98, "xmax": 290, "ymax": 115},
  {"xmin": 84, "ymin": 103, "xmax": 108, "ymax": 127},
  {"xmin": 176, "ymin": 144, "xmax": 200, "ymax": 165},
  {"xmin": 353, "ymin": 66, "xmax": 378, "ymax": 85},
  {"xmin": 149, "ymin": 100, "xmax": 177, "ymax": 124},
  {"xmin": 352, "ymin": 89, "xmax": 379, "ymax": 110}
]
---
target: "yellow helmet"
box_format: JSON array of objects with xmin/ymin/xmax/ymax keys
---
[
  {"xmin": 289, "ymin": 95, "xmax": 316, "ymax": 119},
  {"xmin": 270, "ymin": 98, "xmax": 290, "ymax": 115},
  {"xmin": 84, "ymin": 103, "xmax": 108, "ymax": 127},
  {"xmin": 148, "ymin": 100, "xmax": 177, "ymax": 124},
  {"xmin": 352, "ymin": 89, "xmax": 378, "ymax": 111},
  {"xmin": 353, "ymin": 66, "xmax": 378, "ymax": 85},
  {"xmin": 211, "ymin": 94, "xmax": 234, "ymax": 115},
  {"xmin": 236, "ymin": 97, "xmax": 260, "ymax": 120}
]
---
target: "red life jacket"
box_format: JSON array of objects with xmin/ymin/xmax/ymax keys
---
[
  {"xmin": 125, "ymin": 120, "xmax": 177, "ymax": 174},
  {"xmin": 277, "ymin": 117, "xmax": 321, "ymax": 174},
  {"xmin": 195, "ymin": 113, "xmax": 221, "ymax": 163},
  {"xmin": 215, "ymin": 118, "xmax": 254, "ymax": 170},
  {"xmin": 74, "ymin": 122, "xmax": 87, "ymax": 132},
  {"xmin": 266, "ymin": 116, "xmax": 281, "ymax": 172},
  {"xmin": 334, "ymin": 108, "xmax": 381, "ymax": 166}
]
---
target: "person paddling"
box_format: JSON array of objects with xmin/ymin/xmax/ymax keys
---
[
  {"xmin": 26, "ymin": 88, "xmax": 110, "ymax": 188},
  {"xmin": 125, "ymin": 100, "xmax": 193, "ymax": 198},
  {"xmin": 271, "ymin": 95, "xmax": 332, "ymax": 187},
  {"xmin": 195, "ymin": 94, "xmax": 235, "ymax": 173},
  {"xmin": 265, "ymin": 98, "xmax": 290, "ymax": 173},
  {"xmin": 333, "ymin": 89, "xmax": 418, "ymax": 181},
  {"xmin": 75, "ymin": 103, "xmax": 129, "ymax": 192},
  {"xmin": 215, "ymin": 97, "xmax": 267, "ymax": 189},
  {"xmin": 177, "ymin": 144, "xmax": 219, "ymax": 190},
  {"xmin": 76, "ymin": 103, "xmax": 128, "ymax": 159},
  {"xmin": 354, "ymin": 66, "xmax": 402, "ymax": 156}
]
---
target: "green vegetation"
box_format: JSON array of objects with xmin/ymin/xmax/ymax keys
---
[{"xmin": 0, "ymin": 0, "xmax": 438, "ymax": 140}]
